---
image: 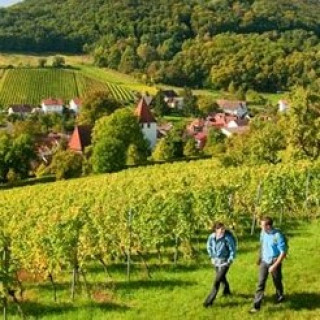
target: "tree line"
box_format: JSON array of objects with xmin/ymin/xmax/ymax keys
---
[{"xmin": 0, "ymin": 0, "xmax": 319, "ymax": 91}]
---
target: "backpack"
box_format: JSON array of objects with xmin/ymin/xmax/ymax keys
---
[{"xmin": 224, "ymin": 229, "xmax": 238, "ymax": 252}]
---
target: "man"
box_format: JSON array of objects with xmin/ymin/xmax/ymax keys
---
[
  {"xmin": 203, "ymin": 222, "xmax": 236, "ymax": 308},
  {"xmin": 250, "ymin": 216, "xmax": 287, "ymax": 313}
]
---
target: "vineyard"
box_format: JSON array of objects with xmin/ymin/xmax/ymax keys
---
[
  {"xmin": 0, "ymin": 69, "xmax": 7, "ymax": 93},
  {"xmin": 0, "ymin": 69, "xmax": 6, "ymax": 80},
  {"xmin": 0, "ymin": 159, "xmax": 319, "ymax": 317},
  {"xmin": 76, "ymin": 74, "xmax": 135, "ymax": 103},
  {"xmin": 0, "ymin": 69, "xmax": 135, "ymax": 107}
]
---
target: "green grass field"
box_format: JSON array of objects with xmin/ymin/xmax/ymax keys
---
[
  {"xmin": 0, "ymin": 68, "xmax": 135, "ymax": 107},
  {"xmin": 0, "ymin": 53, "xmax": 92, "ymax": 67},
  {"xmin": 6, "ymin": 219, "xmax": 320, "ymax": 320}
]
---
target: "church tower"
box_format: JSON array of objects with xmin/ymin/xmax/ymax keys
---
[{"xmin": 135, "ymin": 98, "xmax": 157, "ymax": 149}]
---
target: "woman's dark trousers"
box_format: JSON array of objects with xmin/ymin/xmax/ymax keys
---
[{"xmin": 204, "ymin": 265, "xmax": 231, "ymax": 306}]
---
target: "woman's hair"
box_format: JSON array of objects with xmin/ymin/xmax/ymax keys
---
[
  {"xmin": 211, "ymin": 222, "xmax": 225, "ymax": 232},
  {"xmin": 261, "ymin": 216, "xmax": 273, "ymax": 226}
]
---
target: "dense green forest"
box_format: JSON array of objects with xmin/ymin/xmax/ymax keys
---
[{"xmin": 0, "ymin": 0, "xmax": 319, "ymax": 91}]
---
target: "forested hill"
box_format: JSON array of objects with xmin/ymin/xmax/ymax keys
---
[
  {"xmin": 1, "ymin": 0, "xmax": 319, "ymax": 52},
  {"xmin": 1, "ymin": 0, "xmax": 320, "ymax": 91}
]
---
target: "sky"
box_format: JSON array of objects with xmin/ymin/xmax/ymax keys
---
[{"xmin": 0, "ymin": 0, "xmax": 23, "ymax": 7}]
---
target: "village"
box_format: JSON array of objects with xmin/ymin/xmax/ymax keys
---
[{"xmin": 1, "ymin": 89, "xmax": 290, "ymax": 174}]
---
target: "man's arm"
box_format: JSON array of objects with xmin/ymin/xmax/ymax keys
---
[
  {"xmin": 269, "ymin": 232, "xmax": 287, "ymax": 273},
  {"xmin": 268, "ymin": 252, "xmax": 286, "ymax": 273},
  {"xmin": 257, "ymin": 246, "xmax": 262, "ymax": 265}
]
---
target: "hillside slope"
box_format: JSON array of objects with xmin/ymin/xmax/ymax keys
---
[
  {"xmin": 0, "ymin": 68, "xmax": 135, "ymax": 107},
  {"xmin": 0, "ymin": 0, "xmax": 319, "ymax": 52},
  {"xmin": 0, "ymin": 0, "xmax": 319, "ymax": 91},
  {"xmin": 0, "ymin": 159, "xmax": 318, "ymax": 320}
]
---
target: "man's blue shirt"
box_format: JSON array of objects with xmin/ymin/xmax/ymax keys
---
[
  {"xmin": 260, "ymin": 229, "xmax": 287, "ymax": 264},
  {"xmin": 207, "ymin": 231, "xmax": 236, "ymax": 263}
]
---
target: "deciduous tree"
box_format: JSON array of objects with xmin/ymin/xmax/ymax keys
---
[{"xmin": 77, "ymin": 90, "xmax": 122, "ymax": 126}]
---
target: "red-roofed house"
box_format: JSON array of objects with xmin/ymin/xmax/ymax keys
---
[
  {"xmin": 207, "ymin": 113, "xmax": 238, "ymax": 128},
  {"xmin": 194, "ymin": 132, "xmax": 207, "ymax": 149},
  {"xmin": 70, "ymin": 98, "xmax": 82, "ymax": 114},
  {"xmin": 68, "ymin": 125, "xmax": 93, "ymax": 153},
  {"xmin": 41, "ymin": 98, "xmax": 64, "ymax": 114},
  {"xmin": 187, "ymin": 119, "xmax": 205, "ymax": 135},
  {"xmin": 186, "ymin": 112, "xmax": 250, "ymax": 147},
  {"xmin": 135, "ymin": 98, "xmax": 157, "ymax": 149},
  {"xmin": 216, "ymin": 99, "xmax": 247, "ymax": 117}
]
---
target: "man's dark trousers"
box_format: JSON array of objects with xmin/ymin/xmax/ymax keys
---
[
  {"xmin": 204, "ymin": 265, "xmax": 231, "ymax": 306},
  {"xmin": 253, "ymin": 261, "xmax": 284, "ymax": 309}
]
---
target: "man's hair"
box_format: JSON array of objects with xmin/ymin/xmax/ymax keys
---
[
  {"xmin": 261, "ymin": 216, "xmax": 273, "ymax": 226},
  {"xmin": 211, "ymin": 222, "xmax": 225, "ymax": 232}
]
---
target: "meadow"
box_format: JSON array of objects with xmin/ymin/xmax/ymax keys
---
[{"xmin": 0, "ymin": 53, "xmax": 92, "ymax": 67}]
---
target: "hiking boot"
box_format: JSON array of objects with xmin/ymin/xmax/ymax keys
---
[
  {"xmin": 249, "ymin": 307, "xmax": 260, "ymax": 314},
  {"xmin": 203, "ymin": 301, "xmax": 213, "ymax": 308},
  {"xmin": 276, "ymin": 295, "xmax": 285, "ymax": 303}
]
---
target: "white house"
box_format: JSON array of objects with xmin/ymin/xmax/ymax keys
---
[
  {"xmin": 135, "ymin": 98, "xmax": 157, "ymax": 149},
  {"xmin": 278, "ymin": 100, "xmax": 289, "ymax": 113},
  {"xmin": 167, "ymin": 97, "xmax": 184, "ymax": 110},
  {"xmin": 217, "ymin": 99, "xmax": 248, "ymax": 118},
  {"xmin": 163, "ymin": 90, "xmax": 178, "ymax": 102},
  {"xmin": 161, "ymin": 90, "xmax": 185, "ymax": 110},
  {"xmin": 41, "ymin": 98, "xmax": 64, "ymax": 114},
  {"xmin": 69, "ymin": 98, "xmax": 82, "ymax": 114}
]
